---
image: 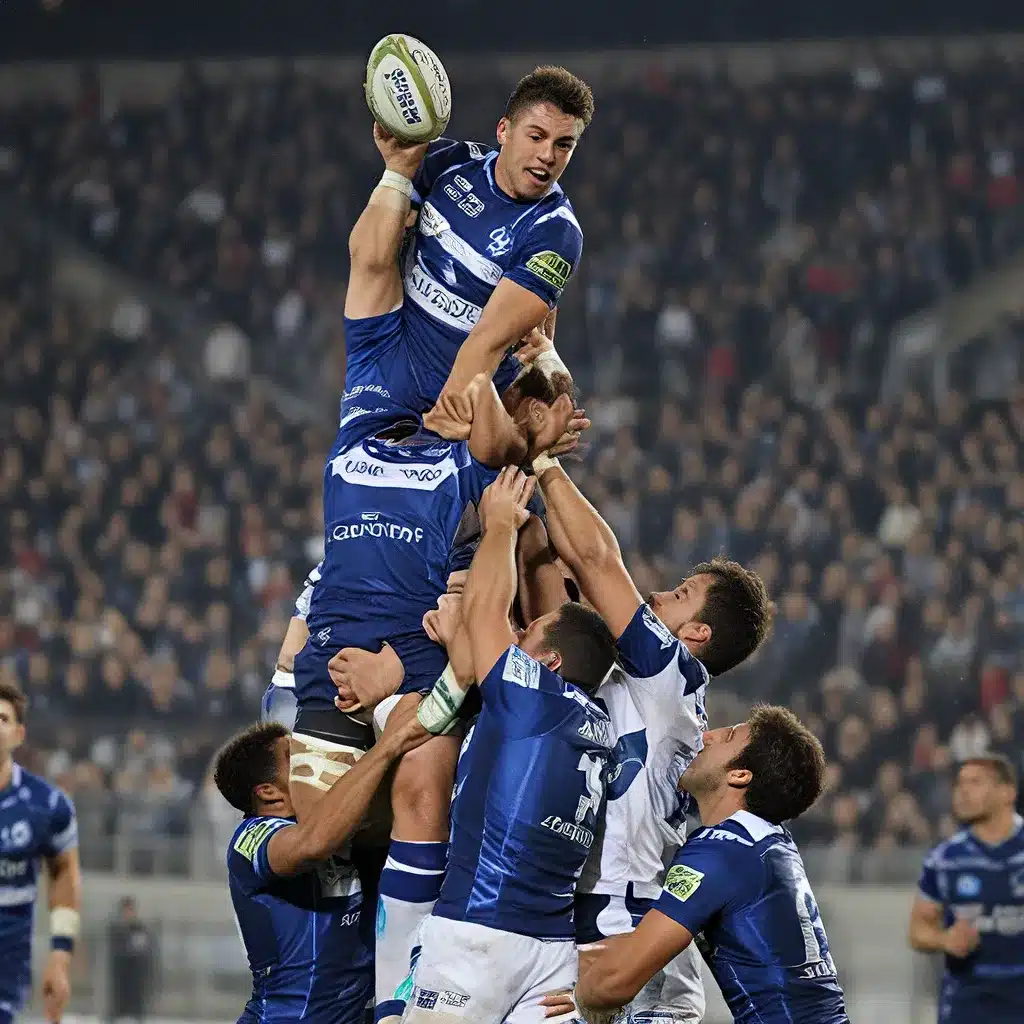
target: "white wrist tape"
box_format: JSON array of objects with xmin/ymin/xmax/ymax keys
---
[
  {"xmin": 417, "ymin": 663, "xmax": 468, "ymax": 734},
  {"xmin": 378, "ymin": 169, "xmax": 414, "ymax": 199},
  {"xmin": 532, "ymin": 349, "xmax": 570, "ymax": 379},
  {"xmin": 51, "ymin": 907, "xmax": 80, "ymax": 939},
  {"xmin": 271, "ymin": 668, "xmax": 295, "ymax": 690},
  {"xmin": 532, "ymin": 453, "xmax": 561, "ymax": 476}
]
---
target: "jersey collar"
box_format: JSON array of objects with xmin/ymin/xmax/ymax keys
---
[
  {"xmin": 969, "ymin": 813, "xmax": 1024, "ymax": 851},
  {"xmin": 729, "ymin": 809, "xmax": 784, "ymax": 843},
  {"xmin": 0, "ymin": 762, "xmax": 22, "ymax": 797},
  {"xmin": 484, "ymin": 151, "xmax": 561, "ymax": 207}
]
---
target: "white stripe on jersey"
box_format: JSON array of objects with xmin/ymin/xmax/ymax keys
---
[
  {"xmin": 404, "ymin": 261, "xmax": 483, "ymax": 333},
  {"xmin": 0, "ymin": 884, "xmax": 36, "ymax": 907},
  {"xmin": 420, "ymin": 203, "xmax": 503, "ymax": 286},
  {"xmin": 50, "ymin": 819, "xmax": 78, "ymax": 853},
  {"xmin": 579, "ymin": 659, "xmax": 708, "ymax": 900},
  {"xmin": 328, "ymin": 449, "xmax": 460, "ymax": 491}
]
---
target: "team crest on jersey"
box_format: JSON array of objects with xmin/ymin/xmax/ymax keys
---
[
  {"xmin": 664, "ymin": 863, "xmax": 704, "ymax": 902},
  {"xmin": 487, "ymin": 227, "xmax": 512, "ymax": 257},
  {"xmin": 525, "ymin": 250, "xmax": 572, "ymax": 291},
  {"xmin": 1011, "ymin": 868, "xmax": 1024, "ymax": 899},
  {"xmin": 419, "ymin": 202, "xmax": 450, "ymax": 237},
  {"xmin": 1, "ymin": 820, "xmax": 31, "ymax": 850},
  {"xmin": 956, "ymin": 874, "xmax": 982, "ymax": 898}
]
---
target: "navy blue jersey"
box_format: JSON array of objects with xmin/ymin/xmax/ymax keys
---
[
  {"xmin": 227, "ymin": 816, "xmax": 373, "ymax": 1024},
  {"xmin": 918, "ymin": 816, "xmax": 1024, "ymax": 1022},
  {"xmin": 654, "ymin": 811, "xmax": 848, "ymax": 1024},
  {"xmin": 296, "ymin": 425, "xmax": 494, "ymax": 707},
  {"xmin": 0, "ymin": 763, "xmax": 77, "ymax": 1013},
  {"xmin": 339, "ymin": 139, "xmax": 583, "ymax": 445},
  {"xmin": 435, "ymin": 646, "xmax": 612, "ymax": 941}
]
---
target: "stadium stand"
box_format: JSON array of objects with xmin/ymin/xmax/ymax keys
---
[{"xmin": 0, "ymin": 52, "xmax": 1022, "ymax": 873}]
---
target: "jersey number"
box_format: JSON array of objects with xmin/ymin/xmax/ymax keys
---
[
  {"xmin": 791, "ymin": 871, "xmax": 833, "ymax": 972},
  {"xmin": 575, "ymin": 753, "xmax": 606, "ymax": 826}
]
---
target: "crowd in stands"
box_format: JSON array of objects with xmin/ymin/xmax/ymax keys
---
[{"xmin": 0, "ymin": 52, "xmax": 1022, "ymax": 869}]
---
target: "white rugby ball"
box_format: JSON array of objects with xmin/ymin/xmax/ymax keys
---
[{"xmin": 365, "ymin": 34, "xmax": 451, "ymax": 145}]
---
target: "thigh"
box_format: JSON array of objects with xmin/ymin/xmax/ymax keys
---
[
  {"xmin": 290, "ymin": 706, "xmax": 375, "ymax": 815},
  {"xmin": 403, "ymin": 917, "xmax": 521, "ymax": 1024},
  {"xmin": 504, "ymin": 940, "xmax": 578, "ymax": 1024}
]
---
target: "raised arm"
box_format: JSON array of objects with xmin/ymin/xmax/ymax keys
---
[
  {"xmin": 535, "ymin": 459, "xmax": 643, "ymax": 638},
  {"xmin": 463, "ymin": 468, "xmax": 536, "ymax": 681},
  {"xmin": 517, "ymin": 514, "xmax": 570, "ymax": 623},
  {"xmin": 266, "ymin": 713, "xmax": 428, "ymax": 877}
]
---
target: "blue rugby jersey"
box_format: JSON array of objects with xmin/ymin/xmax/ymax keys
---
[
  {"xmin": 435, "ymin": 645, "xmax": 612, "ymax": 940},
  {"xmin": 0, "ymin": 763, "xmax": 77, "ymax": 1016},
  {"xmin": 918, "ymin": 816, "xmax": 1024, "ymax": 1023},
  {"xmin": 227, "ymin": 816, "xmax": 373, "ymax": 1024},
  {"xmin": 339, "ymin": 139, "xmax": 583, "ymax": 444},
  {"xmin": 295, "ymin": 424, "xmax": 495, "ymax": 708},
  {"xmin": 654, "ymin": 810, "xmax": 849, "ymax": 1024}
]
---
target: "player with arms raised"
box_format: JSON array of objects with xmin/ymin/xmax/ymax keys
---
[
  {"xmin": 341, "ymin": 64, "xmax": 592, "ymax": 444},
  {"xmin": 0, "ymin": 683, "xmax": 81, "ymax": 1024}
]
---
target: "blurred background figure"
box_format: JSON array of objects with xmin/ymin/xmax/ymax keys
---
[{"xmin": 107, "ymin": 897, "xmax": 155, "ymax": 1024}]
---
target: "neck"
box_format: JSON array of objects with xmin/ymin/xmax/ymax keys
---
[
  {"xmin": 0, "ymin": 757, "xmax": 14, "ymax": 792},
  {"xmin": 971, "ymin": 809, "xmax": 1019, "ymax": 847},
  {"xmin": 694, "ymin": 786, "xmax": 746, "ymax": 828}
]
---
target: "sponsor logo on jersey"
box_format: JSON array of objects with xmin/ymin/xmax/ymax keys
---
[
  {"xmin": 524, "ymin": 250, "xmax": 572, "ymax": 291},
  {"xmin": 663, "ymin": 863, "xmax": 704, "ymax": 902},
  {"xmin": 419, "ymin": 202, "xmax": 450, "ymax": 238},
  {"xmin": 502, "ymin": 646, "xmax": 541, "ymax": 689},
  {"xmin": 0, "ymin": 859, "xmax": 28, "ymax": 880},
  {"xmin": 329, "ymin": 520, "xmax": 425, "ymax": 545},
  {"xmin": 233, "ymin": 819, "xmax": 288, "ymax": 863},
  {"xmin": 339, "ymin": 405, "xmax": 389, "ymax": 429},
  {"xmin": 405, "ymin": 262, "xmax": 483, "ymax": 332},
  {"xmin": 343, "ymin": 383, "xmax": 391, "ymax": 401},
  {"xmin": 541, "ymin": 815, "xmax": 595, "ymax": 849},
  {"xmin": 577, "ymin": 717, "xmax": 612, "ymax": 746},
  {"xmin": 487, "ymin": 226, "xmax": 513, "ymax": 257},
  {"xmin": 440, "ymin": 990, "xmax": 470, "ymax": 1010},
  {"xmin": 458, "ymin": 193, "xmax": 485, "ymax": 217},
  {"xmin": 317, "ymin": 627, "xmax": 332, "ymax": 645},
  {"xmin": 1011, "ymin": 867, "xmax": 1024, "ymax": 899},
  {"xmin": 443, "ymin": 183, "xmax": 462, "ymax": 204},
  {"xmin": 416, "ymin": 989, "xmax": 439, "ymax": 1009},
  {"xmin": 956, "ymin": 873, "xmax": 982, "ymax": 898},
  {"xmin": 453, "ymin": 175, "xmax": 473, "ymax": 192},
  {"xmin": 641, "ymin": 605, "xmax": 676, "ymax": 650},
  {"xmin": 330, "ymin": 446, "xmax": 459, "ymax": 491}
]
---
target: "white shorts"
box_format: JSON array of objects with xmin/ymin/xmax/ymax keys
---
[{"xmin": 403, "ymin": 916, "xmax": 581, "ymax": 1024}]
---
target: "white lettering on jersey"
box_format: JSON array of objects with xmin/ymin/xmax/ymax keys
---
[
  {"xmin": 329, "ymin": 521, "xmax": 425, "ymax": 545},
  {"xmin": 502, "ymin": 647, "xmax": 540, "ymax": 690},
  {"xmin": 329, "ymin": 449, "xmax": 459, "ymax": 491},
  {"xmin": 405, "ymin": 262, "xmax": 483, "ymax": 332},
  {"xmin": 575, "ymin": 752, "xmax": 606, "ymax": 825},
  {"xmin": 541, "ymin": 815, "xmax": 595, "ymax": 849}
]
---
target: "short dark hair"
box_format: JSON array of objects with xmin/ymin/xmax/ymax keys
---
[
  {"xmin": 505, "ymin": 66, "xmax": 594, "ymax": 129},
  {"xmin": 213, "ymin": 722, "xmax": 289, "ymax": 816},
  {"xmin": 512, "ymin": 364, "xmax": 576, "ymax": 408},
  {"xmin": 960, "ymin": 753, "xmax": 1018, "ymax": 789},
  {"xmin": 690, "ymin": 556, "xmax": 774, "ymax": 676},
  {"xmin": 0, "ymin": 682, "xmax": 27, "ymax": 724},
  {"xmin": 542, "ymin": 602, "xmax": 616, "ymax": 692},
  {"xmin": 728, "ymin": 704, "xmax": 827, "ymax": 824}
]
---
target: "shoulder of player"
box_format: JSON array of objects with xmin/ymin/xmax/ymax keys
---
[
  {"xmin": 520, "ymin": 192, "xmax": 583, "ymax": 243},
  {"xmin": 617, "ymin": 603, "xmax": 710, "ymax": 692},
  {"xmin": 6, "ymin": 765, "xmax": 72, "ymax": 814},
  {"xmin": 229, "ymin": 815, "xmax": 294, "ymax": 866},
  {"xmin": 425, "ymin": 138, "xmax": 493, "ymax": 180},
  {"xmin": 924, "ymin": 829, "xmax": 972, "ymax": 865}
]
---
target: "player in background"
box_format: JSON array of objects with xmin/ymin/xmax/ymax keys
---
[
  {"xmin": 909, "ymin": 755, "xmax": 1024, "ymax": 1023},
  {"xmin": 402, "ymin": 468, "xmax": 616, "ymax": 1023},
  {"xmin": 532, "ymin": 454, "xmax": 772, "ymax": 1020},
  {"xmin": 0, "ymin": 683, "xmax": 81, "ymax": 1024},
  {"xmin": 215, "ymin": 709, "xmax": 431, "ymax": 1024},
  {"xmin": 340, "ymin": 65, "xmax": 593, "ymax": 448},
  {"xmin": 260, "ymin": 562, "xmax": 323, "ymax": 731},
  {"xmin": 569, "ymin": 706, "xmax": 848, "ymax": 1024}
]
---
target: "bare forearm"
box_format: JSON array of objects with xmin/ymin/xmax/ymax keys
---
[
  {"xmin": 517, "ymin": 515, "xmax": 567, "ymax": 622},
  {"xmin": 48, "ymin": 858, "xmax": 81, "ymax": 912},
  {"xmin": 467, "ymin": 378, "xmax": 528, "ymax": 467},
  {"xmin": 537, "ymin": 463, "xmax": 620, "ymax": 572},
  {"xmin": 465, "ymin": 523, "xmax": 519, "ymax": 634},
  {"xmin": 909, "ymin": 918, "xmax": 949, "ymax": 953},
  {"xmin": 348, "ymin": 191, "xmax": 409, "ymax": 273},
  {"xmin": 577, "ymin": 942, "xmax": 644, "ymax": 1012}
]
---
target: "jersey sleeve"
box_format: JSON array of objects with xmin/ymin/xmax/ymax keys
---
[
  {"xmin": 918, "ymin": 849, "xmax": 943, "ymax": 903},
  {"xmin": 653, "ymin": 837, "xmax": 758, "ymax": 937},
  {"xmin": 43, "ymin": 788, "xmax": 78, "ymax": 857},
  {"xmin": 503, "ymin": 204, "xmax": 583, "ymax": 309},
  {"xmin": 412, "ymin": 139, "xmax": 491, "ymax": 208},
  {"xmin": 293, "ymin": 561, "xmax": 323, "ymax": 621},
  {"xmin": 616, "ymin": 604, "xmax": 709, "ymax": 695},
  {"xmin": 228, "ymin": 817, "xmax": 294, "ymax": 894}
]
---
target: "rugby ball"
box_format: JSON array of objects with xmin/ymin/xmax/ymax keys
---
[{"xmin": 365, "ymin": 34, "xmax": 451, "ymax": 145}]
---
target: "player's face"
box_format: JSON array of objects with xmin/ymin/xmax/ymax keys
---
[
  {"xmin": 0, "ymin": 700, "xmax": 25, "ymax": 759},
  {"xmin": 495, "ymin": 102, "xmax": 582, "ymax": 200},
  {"xmin": 648, "ymin": 573, "xmax": 715, "ymax": 642},
  {"xmin": 679, "ymin": 722, "xmax": 751, "ymax": 796},
  {"xmin": 953, "ymin": 763, "xmax": 1013, "ymax": 825}
]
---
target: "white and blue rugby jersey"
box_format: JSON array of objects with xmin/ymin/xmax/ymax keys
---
[
  {"xmin": 0, "ymin": 764, "xmax": 77, "ymax": 1011},
  {"xmin": 655, "ymin": 810, "xmax": 849, "ymax": 1024},
  {"xmin": 918, "ymin": 816, "xmax": 1024, "ymax": 1023},
  {"xmin": 339, "ymin": 139, "xmax": 583, "ymax": 447},
  {"xmin": 579, "ymin": 604, "xmax": 710, "ymax": 902},
  {"xmin": 227, "ymin": 816, "xmax": 372, "ymax": 1024},
  {"xmin": 435, "ymin": 646, "xmax": 612, "ymax": 941},
  {"xmin": 296, "ymin": 424, "xmax": 495, "ymax": 707}
]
